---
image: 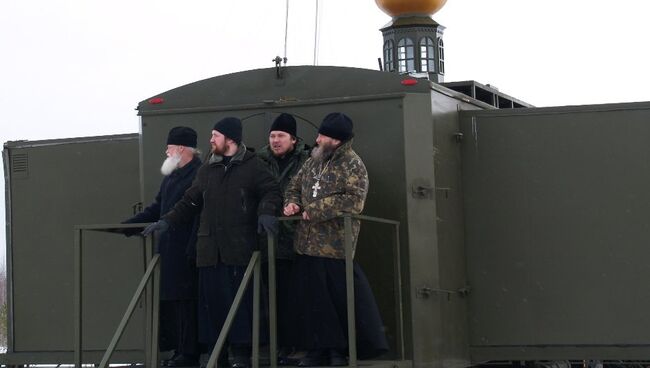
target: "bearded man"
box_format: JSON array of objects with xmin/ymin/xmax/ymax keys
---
[
  {"xmin": 122, "ymin": 126, "xmax": 201, "ymax": 367},
  {"xmin": 143, "ymin": 117, "xmax": 281, "ymax": 368},
  {"xmin": 283, "ymin": 113, "xmax": 388, "ymax": 367}
]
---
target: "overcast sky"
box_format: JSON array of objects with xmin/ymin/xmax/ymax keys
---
[{"xmin": 2, "ymin": 0, "xmax": 650, "ymax": 269}]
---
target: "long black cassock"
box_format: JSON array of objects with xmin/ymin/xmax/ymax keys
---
[{"xmin": 124, "ymin": 156, "xmax": 202, "ymax": 356}]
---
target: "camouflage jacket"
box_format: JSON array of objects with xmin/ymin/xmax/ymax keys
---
[
  {"xmin": 257, "ymin": 140, "xmax": 310, "ymax": 259},
  {"xmin": 284, "ymin": 139, "xmax": 368, "ymax": 259}
]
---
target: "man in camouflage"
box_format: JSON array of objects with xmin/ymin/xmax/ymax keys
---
[{"xmin": 283, "ymin": 112, "xmax": 388, "ymax": 367}]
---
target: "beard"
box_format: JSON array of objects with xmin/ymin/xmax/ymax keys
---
[
  {"xmin": 160, "ymin": 154, "xmax": 181, "ymax": 176},
  {"xmin": 212, "ymin": 141, "xmax": 226, "ymax": 156},
  {"xmin": 310, "ymin": 142, "xmax": 336, "ymax": 162}
]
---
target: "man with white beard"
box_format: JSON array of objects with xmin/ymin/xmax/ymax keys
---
[{"xmin": 122, "ymin": 126, "xmax": 202, "ymax": 367}]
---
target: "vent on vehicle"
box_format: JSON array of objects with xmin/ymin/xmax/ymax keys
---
[{"xmin": 12, "ymin": 153, "xmax": 28, "ymax": 177}]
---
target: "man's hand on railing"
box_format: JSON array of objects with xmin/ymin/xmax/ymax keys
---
[
  {"xmin": 257, "ymin": 214, "xmax": 279, "ymax": 235},
  {"xmin": 283, "ymin": 203, "xmax": 301, "ymax": 216},
  {"xmin": 116, "ymin": 222, "xmax": 144, "ymax": 237},
  {"xmin": 141, "ymin": 219, "xmax": 169, "ymax": 236},
  {"xmin": 104, "ymin": 227, "xmax": 142, "ymax": 236}
]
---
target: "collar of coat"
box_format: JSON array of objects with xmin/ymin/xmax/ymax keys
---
[
  {"xmin": 258, "ymin": 138, "xmax": 309, "ymax": 162},
  {"xmin": 208, "ymin": 143, "xmax": 248, "ymax": 165},
  {"xmin": 329, "ymin": 138, "xmax": 354, "ymax": 161},
  {"xmin": 170, "ymin": 155, "xmax": 201, "ymax": 176}
]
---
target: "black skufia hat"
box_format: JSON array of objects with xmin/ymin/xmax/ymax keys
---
[
  {"xmin": 167, "ymin": 126, "xmax": 198, "ymax": 148},
  {"xmin": 213, "ymin": 117, "xmax": 242, "ymax": 144},
  {"xmin": 270, "ymin": 113, "xmax": 297, "ymax": 137},
  {"xmin": 318, "ymin": 112, "xmax": 353, "ymax": 142}
]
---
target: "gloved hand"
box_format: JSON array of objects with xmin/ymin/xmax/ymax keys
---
[
  {"xmin": 119, "ymin": 222, "xmax": 143, "ymax": 237},
  {"xmin": 257, "ymin": 214, "xmax": 279, "ymax": 236},
  {"xmin": 141, "ymin": 219, "xmax": 169, "ymax": 236},
  {"xmin": 106, "ymin": 226, "xmax": 141, "ymax": 237}
]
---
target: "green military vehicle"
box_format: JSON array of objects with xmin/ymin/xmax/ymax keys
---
[{"xmin": 3, "ymin": 66, "xmax": 650, "ymax": 367}]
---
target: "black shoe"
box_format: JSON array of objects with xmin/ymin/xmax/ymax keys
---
[
  {"xmin": 166, "ymin": 354, "xmax": 199, "ymax": 367},
  {"xmin": 278, "ymin": 356, "xmax": 296, "ymax": 366},
  {"xmin": 296, "ymin": 350, "xmax": 328, "ymax": 367},
  {"xmin": 328, "ymin": 350, "xmax": 347, "ymax": 367},
  {"xmin": 162, "ymin": 352, "xmax": 180, "ymax": 367},
  {"xmin": 231, "ymin": 356, "xmax": 251, "ymax": 368},
  {"xmin": 230, "ymin": 344, "xmax": 251, "ymax": 368}
]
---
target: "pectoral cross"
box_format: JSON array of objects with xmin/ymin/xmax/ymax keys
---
[{"xmin": 311, "ymin": 181, "xmax": 321, "ymax": 198}]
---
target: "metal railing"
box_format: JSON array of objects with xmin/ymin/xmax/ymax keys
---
[
  {"xmin": 75, "ymin": 214, "xmax": 402, "ymax": 368},
  {"xmin": 73, "ymin": 223, "xmax": 158, "ymax": 368},
  {"xmin": 262, "ymin": 214, "xmax": 404, "ymax": 368},
  {"xmin": 204, "ymin": 251, "xmax": 262, "ymax": 368}
]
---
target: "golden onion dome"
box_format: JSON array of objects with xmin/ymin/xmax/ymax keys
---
[{"xmin": 375, "ymin": 0, "xmax": 447, "ymax": 17}]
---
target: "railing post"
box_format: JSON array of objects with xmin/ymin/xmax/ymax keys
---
[
  {"xmin": 73, "ymin": 223, "xmax": 160, "ymax": 367},
  {"xmin": 206, "ymin": 252, "xmax": 261, "ymax": 368},
  {"xmin": 150, "ymin": 234, "xmax": 160, "ymax": 368},
  {"xmin": 98, "ymin": 254, "xmax": 161, "ymax": 368},
  {"xmin": 252, "ymin": 255, "xmax": 261, "ymax": 368},
  {"xmin": 344, "ymin": 215, "xmax": 357, "ymax": 367},
  {"xmin": 74, "ymin": 228, "xmax": 83, "ymax": 368},
  {"xmin": 267, "ymin": 232, "xmax": 277, "ymax": 368},
  {"xmin": 394, "ymin": 223, "xmax": 405, "ymax": 360},
  {"xmin": 144, "ymin": 234, "xmax": 153, "ymax": 368}
]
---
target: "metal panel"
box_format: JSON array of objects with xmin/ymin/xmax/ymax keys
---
[
  {"xmin": 460, "ymin": 102, "xmax": 650, "ymax": 360},
  {"xmin": 429, "ymin": 96, "xmax": 483, "ymax": 367},
  {"xmin": 4, "ymin": 134, "xmax": 144, "ymax": 359}
]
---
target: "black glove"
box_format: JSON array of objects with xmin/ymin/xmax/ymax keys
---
[
  {"xmin": 141, "ymin": 219, "xmax": 169, "ymax": 236},
  {"xmin": 121, "ymin": 227, "xmax": 142, "ymax": 237},
  {"xmin": 105, "ymin": 226, "xmax": 141, "ymax": 237},
  {"xmin": 257, "ymin": 214, "xmax": 279, "ymax": 236}
]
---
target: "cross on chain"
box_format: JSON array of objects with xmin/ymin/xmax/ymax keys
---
[{"xmin": 311, "ymin": 181, "xmax": 321, "ymax": 198}]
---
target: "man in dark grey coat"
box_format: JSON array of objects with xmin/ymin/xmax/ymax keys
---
[
  {"xmin": 123, "ymin": 126, "xmax": 201, "ymax": 367},
  {"xmin": 144, "ymin": 117, "xmax": 281, "ymax": 368},
  {"xmin": 257, "ymin": 113, "xmax": 310, "ymax": 363}
]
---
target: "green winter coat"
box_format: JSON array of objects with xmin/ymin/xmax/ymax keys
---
[
  {"xmin": 284, "ymin": 139, "xmax": 368, "ymax": 259},
  {"xmin": 257, "ymin": 139, "xmax": 310, "ymax": 259}
]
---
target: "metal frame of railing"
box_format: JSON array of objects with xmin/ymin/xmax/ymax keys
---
[
  {"xmin": 75, "ymin": 214, "xmax": 402, "ymax": 368},
  {"xmin": 263, "ymin": 214, "xmax": 403, "ymax": 368},
  {"xmin": 73, "ymin": 223, "xmax": 158, "ymax": 368},
  {"xmin": 204, "ymin": 251, "xmax": 262, "ymax": 368}
]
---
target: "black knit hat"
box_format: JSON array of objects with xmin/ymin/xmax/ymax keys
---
[
  {"xmin": 318, "ymin": 112, "xmax": 354, "ymax": 142},
  {"xmin": 167, "ymin": 126, "xmax": 197, "ymax": 148},
  {"xmin": 270, "ymin": 113, "xmax": 297, "ymax": 137},
  {"xmin": 213, "ymin": 117, "xmax": 242, "ymax": 144}
]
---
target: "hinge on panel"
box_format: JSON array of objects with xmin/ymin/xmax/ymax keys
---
[
  {"xmin": 416, "ymin": 285, "xmax": 471, "ymax": 299},
  {"xmin": 132, "ymin": 202, "xmax": 143, "ymax": 215},
  {"xmin": 411, "ymin": 179, "xmax": 433, "ymax": 199}
]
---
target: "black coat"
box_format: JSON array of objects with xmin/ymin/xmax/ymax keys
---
[
  {"xmin": 164, "ymin": 145, "xmax": 282, "ymax": 267},
  {"xmin": 124, "ymin": 156, "xmax": 201, "ymax": 300}
]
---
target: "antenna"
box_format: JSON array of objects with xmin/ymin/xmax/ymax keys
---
[
  {"xmin": 283, "ymin": 0, "xmax": 290, "ymax": 63},
  {"xmin": 313, "ymin": 0, "xmax": 320, "ymax": 65}
]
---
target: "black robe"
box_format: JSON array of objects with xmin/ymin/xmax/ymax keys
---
[
  {"xmin": 124, "ymin": 156, "xmax": 201, "ymax": 300},
  {"xmin": 290, "ymin": 255, "xmax": 389, "ymax": 359}
]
